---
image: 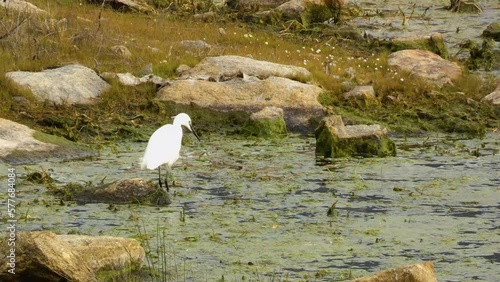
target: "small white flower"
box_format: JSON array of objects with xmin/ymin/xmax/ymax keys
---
[
  {"xmin": 400, "ymin": 78, "xmax": 404, "ymax": 82},
  {"xmin": 316, "ymin": 49, "xmax": 321, "ymax": 54},
  {"xmin": 244, "ymin": 34, "xmax": 249, "ymax": 38},
  {"xmin": 265, "ymin": 41, "xmax": 268, "ymax": 45},
  {"xmin": 375, "ymin": 67, "xmax": 378, "ymax": 71}
]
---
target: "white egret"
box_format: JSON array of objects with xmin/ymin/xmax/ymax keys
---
[{"xmin": 141, "ymin": 113, "xmax": 200, "ymax": 192}]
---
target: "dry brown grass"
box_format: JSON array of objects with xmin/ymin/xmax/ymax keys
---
[{"xmin": 1, "ymin": 1, "xmax": 497, "ymax": 138}]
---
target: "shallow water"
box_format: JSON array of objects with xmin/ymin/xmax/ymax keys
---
[
  {"xmin": 1, "ymin": 132, "xmax": 498, "ymax": 281},
  {"xmin": 353, "ymin": 0, "xmax": 500, "ymax": 74}
]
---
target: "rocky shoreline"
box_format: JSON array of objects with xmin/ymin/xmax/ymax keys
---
[{"xmin": 0, "ymin": 0, "xmax": 499, "ymax": 281}]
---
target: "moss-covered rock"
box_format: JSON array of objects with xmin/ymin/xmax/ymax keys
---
[
  {"xmin": 242, "ymin": 107, "xmax": 288, "ymax": 138},
  {"xmin": 48, "ymin": 178, "xmax": 169, "ymax": 205},
  {"xmin": 315, "ymin": 115, "xmax": 396, "ymax": 158},
  {"xmin": 385, "ymin": 32, "xmax": 449, "ymax": 59},
  {"xmin": 0, "ymin": 118, "xmax": 94, "ymax": 165},
  {"xmin": 73, "ymin": 178, "xmax": 171, "ymax": 206},
  {"xmin": 482, "ymin": 22, "xmax": 500, "ymax": 41}
]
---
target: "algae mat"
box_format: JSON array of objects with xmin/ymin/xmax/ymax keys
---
[{"xmin": 1, "ymin": 133, "xmax": 498, "ymax": 281}]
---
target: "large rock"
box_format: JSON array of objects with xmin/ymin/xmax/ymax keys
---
[
  {"xmin": 0, "ymin": 231, "xmax": 144, "ymax": 282},
  {"xmin": 387, "ymin": 49, "xmax": 462, "ymax": 87},
  {"xmin": 315, "ymin": 115, "xmax": 396, "ymax": 158},
  {"xmin": 0, "ymin": 0, "xmax": 48, "ymax": 15},
  {"xmin": 180, "ymin": 55, "xmax": 312, "ymax": 82},
  {"xmin": 5, "ymin": 64, "xmax": 110, "ymax": 105},
  {"xmin": 352, "ymin": 261, "xmax": 437, "ymax": 282},
  {"xmin": 0, "ymin": 118, "xmax": 92, "ymax": 164},
  {"xmin": 159, "ymin": 56, "xmax": 324, "ymax": 131}
]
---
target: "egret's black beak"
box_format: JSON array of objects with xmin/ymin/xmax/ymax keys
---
[{"xmin": 190, "ymin": 123, "xmax": 201, "ymax": 141}]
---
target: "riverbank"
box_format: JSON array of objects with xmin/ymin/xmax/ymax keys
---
[{"xmin": 0, "ymin": 0, "xmax": 498, "ymax": 143}]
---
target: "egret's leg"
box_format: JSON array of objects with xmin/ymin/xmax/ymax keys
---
[
  {"xmin": 158, "ymin": 167, "xmax": 163, "ymax": 188},
  {"xmin": 165, "ymin": 170, "xmax": 169, "ymax": 192}
]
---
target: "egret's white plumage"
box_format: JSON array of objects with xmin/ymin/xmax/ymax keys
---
[{"xmin": 141, "ymin": 113, "xmax": 200, "ymax": 191}]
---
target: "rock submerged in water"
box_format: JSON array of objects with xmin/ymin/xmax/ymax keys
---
[
  {"xmin": 72, "ymin": 178, "xmax": 171, "ymax": 206},
  {"xmin": 315, "ymin": 115, "xmax": 396, "ymax": 158},
  {"xmin": 0, "ymin": 231, "xmax": 144, "ymax": 282}
]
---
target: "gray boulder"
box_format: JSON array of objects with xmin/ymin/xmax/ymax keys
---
[
  {"xmin": 387, "ymin": 49, "xmax": 462, "ymax": 87},
  {"xmin": 0, "ymin": 0, "xmax": 48, "ymax": 15},
  {"xmin": 5, "ymin": 64, "xmax": 110, "ymax": 105},
  {"xmin": 0, "ymin": 231, "xmax": 144, "ymax": 281}
]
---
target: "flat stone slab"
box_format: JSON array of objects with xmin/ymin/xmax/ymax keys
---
[{"xmin": 180, "ymin": 55, "xmax": 312, "ymax": 82}]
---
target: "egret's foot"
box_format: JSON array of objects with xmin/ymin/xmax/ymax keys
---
[
  {"xmin": 154, "ymin": 187, "xmax": 171, "ymax": 205},
  {"xmin": 164, "ymin": 177, "xmax": 170, "ymax": 192}
]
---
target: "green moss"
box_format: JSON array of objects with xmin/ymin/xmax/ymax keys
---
[
  {"xmin": 241, "ymin": 117, "xmax": 288, "ymax": 138},
  {"xmin": 95, "ymin": 263, "xmax": 145, "ymax": 282},
  {"xmin": 315, "ymin": 123, "xmax": 396, "ymax": 158}
]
